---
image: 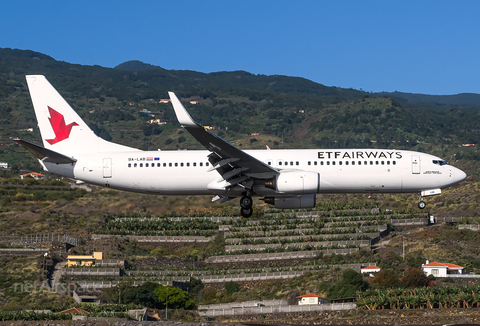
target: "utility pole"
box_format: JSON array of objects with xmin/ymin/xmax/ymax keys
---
[{"xmin": 165, "ymin": 287, "xmax": 168, "ymax": 320}]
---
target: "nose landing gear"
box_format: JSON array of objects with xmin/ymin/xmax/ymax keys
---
[{"xmin": 418, "ymin": 195, "xmax": 426, "ymax": 209}]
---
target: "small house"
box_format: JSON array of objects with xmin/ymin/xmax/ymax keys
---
[
  {"xmin": 422, "ymin": 261, "xmax": 464, "ymax": 277},
  {"xmin": 20, "ymin": 172, "xmax": 47, "ymax": 180},
  {"xmin": 66, "ymin": 252, "xmax": 103, "ymax": 267},
  {"xmin": 361, "ymin": 265, "xmax": 381, "ymax": 274},
  {"xmin": 296, "ymin": 294, "xmax": 328, "ymax": 305}
]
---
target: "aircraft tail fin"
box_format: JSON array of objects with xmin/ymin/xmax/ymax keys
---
[{"xmin": 25, "ymin": 75, "xmax": 135, "ymax": 156}]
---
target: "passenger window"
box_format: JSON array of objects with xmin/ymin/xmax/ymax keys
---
[
  {"xmin": 193, "ymin": 162, "xmax": 196, "ymax": 167},
  {"xmin": 308, "ymin": 161, "xmax": 311, "ymax": 165},
  {"xmin": 358, "ymin": 161, "xmax": 362, "ymax": 165},
  {"xmin": 140, "ymin": 163, "xmax": 143, "ymax": 167},
  {"xmin": 327, "ymin": 161, "xmax": 330, "ymax": 165},
  {"xmin": 146, "ymin": 163, "xmax": 149, "ymax": 167},
  {"xmin": 180, "ymin": 163, "xmax": 184, "ymax": 167},
  {"xmin": 332, "ymin": 161, "xmax": 336, "ymax": 165},
  {"xmin": 268, "ymin": 162, "xmax": 272, "ymax": 165},
  {"xmin": 175, "ymin": 163, "xmax": 178, "ymax": 167},
  {"xmin": 376, "ymin": 161, "xmax": 379, "ymax": 165},
  {"xmin": 381, "ymin": 161, "xmax": 385, "ymax": 165},
  {"xmin": 206, "ymin": 162, "xmax": 209, "ymax": 166},
  {"xmin": 169, "ymin": 163, "xmax": 172, "ymax": 167},
  {"xmin": 387, "ymin": 161, "xmax": 390, "ymax": 165},
  {"xmin": 314, "ymin": 161, "xmax": 317, "ymax": 165},
  {"xmin": 321, "ymin": 161, "xmax": 324, "ymax": 165},
  {"xmin": 157, "ymin": 163, "xmax": 160, "ymax": 167},
  {"xmin": 296, "ymin": 161, "xmax": 299, "ymax": 166},
  {"xmin": 393, "ymin": 161, "xmax": 396, "ymax": 165},
  {"xmin": 187, "ymin": 163, "xmax": 190, "ymax": 167},
  {"xmin": 279, "ymin": 162, "xmax": 282, "ymax": 166},
  {"xmin": 163, "ymin": 163, "xmax": 166, "ymax": 167},
  {"xmin": 339, "ymin": 161, "xmax": 343, "ymax": 165},
  {"xmin": 352, "ymin": 161, "xmax": 355, "ymax": 165},
  {"xmin": 370, "ymin": 161, "xmax": 373, "ymax": 165},
  {"xmin": 200, "ymin": 162, "xmax": 203, "ymax": 167},
  {"xmin": 134, "ymin": 163, "xmax": 137, "ymax": 167},
  {"xmin": 345, "ymin": 161, "xmax": 348, "ymax": 165},
  {"xmin": 128, "ymin": 163, "xmax": 131, "ymax": 168},
  {"xmin": 364, "ymin": 161, "xmax": 367, "ymax": 165}
]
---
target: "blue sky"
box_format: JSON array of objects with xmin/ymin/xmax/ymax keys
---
[{"xmin": 2, "ymin": 1, "xmax": 480, "ymax": 95}]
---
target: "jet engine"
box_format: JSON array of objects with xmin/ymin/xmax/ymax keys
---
[
  {"xmin": 264, "ymin": 171, "xmax": 320, "ymax": 194},
  {"xmin": 263, "ymin": 194, "xmax": 316, "ymax": 209}
]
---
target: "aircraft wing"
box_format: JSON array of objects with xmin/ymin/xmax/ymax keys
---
[
  {"xmin": 15, "ymin": 139, "xmax": 76, "ymax": 164},
  {"xmin": 169, "ymin": 92, "xmax": 278, "ymax": 189}
]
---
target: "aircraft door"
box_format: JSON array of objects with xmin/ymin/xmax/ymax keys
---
[
  {"xmin": 103, "ymin": 158, "xmax": 112, "ymax": 178},
  {"xmin": 411, "ymin": 155, "xmax": 420, "ymax": 174}
]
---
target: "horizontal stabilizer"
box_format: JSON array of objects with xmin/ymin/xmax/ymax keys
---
[{"xmin": 15, "ymin": 139, "xmax": 76, "ymax": 164}]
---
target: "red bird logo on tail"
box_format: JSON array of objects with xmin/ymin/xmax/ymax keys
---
[{"xmin": 45, "ymin": 106, "xmax": 79, "ymax": 145}]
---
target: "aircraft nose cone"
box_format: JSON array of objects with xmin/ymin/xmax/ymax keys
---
[{"xmin": 455, "ymin": 167, "xmax": 467, "ymax": 183}]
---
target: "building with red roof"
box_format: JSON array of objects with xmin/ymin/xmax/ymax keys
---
[
  {"xmin": 421, "ymin": 260, "xmax": 464, "ymax": 277},
  {"xmin": 20, "ymin": 172, "xmax": 47, "ymax": 180},
  {"xmin": 361, "ymin": 265, "xmax": 381, "ymax": 274},
  {"xmin": 296, "ymin": 293, "xmax": 329, "ymax": 305},
  {"xmin": 57, "ymin": 307, "xmax": 89, "ymax": 314}
]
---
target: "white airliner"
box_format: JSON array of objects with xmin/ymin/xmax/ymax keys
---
[{"xmin": 18, "ymin": 75, "xmax": 466, "ymax": 217}]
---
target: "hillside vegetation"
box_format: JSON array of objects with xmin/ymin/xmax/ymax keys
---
[{"xmin": 0, "ymin": 48, "xmax": 479, "ymax": 181}]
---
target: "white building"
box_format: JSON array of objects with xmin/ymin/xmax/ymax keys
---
[
  {"xmin": 296, "ymin": 294, "xmax": 328, "ymax": 305},
  {"xmin": 421, "ymin": 261, "xmax": 464, "ymax": 277},
  {"xmin": 361, "ymin": 265, "xmax": 381, "ymax": 274},
  {"xmin": 20, "ymin": 172, "xmax": 47, "ymax": 180}
]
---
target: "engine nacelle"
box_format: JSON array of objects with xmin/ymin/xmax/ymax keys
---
[
  {"xmin": 264, "ymin": 194, "xmax": 316, "ymax": 209},
  {"xmin": 265, "ymin": 171, "xmax": 319, "ymax": 194}
]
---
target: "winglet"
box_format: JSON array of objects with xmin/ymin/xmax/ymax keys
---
[{"xmin": 168, "ymin": 92, "xmax": 197, "ymax": 127}]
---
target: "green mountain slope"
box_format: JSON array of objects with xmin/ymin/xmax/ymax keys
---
[{"xmin": 0, "ymin": 48, "xmax": 479, "ymax": 177}]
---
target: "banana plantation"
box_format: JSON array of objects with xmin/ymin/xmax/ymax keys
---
[{"xmin": 356, "ymin": 285, "xmax": 480, "ymax": 310}]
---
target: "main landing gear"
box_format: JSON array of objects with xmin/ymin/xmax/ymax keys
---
[{"xmin": 240, "ymin": 195, "xmax": 253, "ymax": 218}]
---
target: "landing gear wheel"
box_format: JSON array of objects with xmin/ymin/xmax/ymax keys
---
[
  {"xmin": 240, "ymin": 195, "xmax": 253, "ymax": 209},
  {"xmin": 418, "ymin": 201, "xmax": 426, "ymax": 209},
  {"xmin": 241, "ymin": 207, "xmax": 253, "ymax": 218}
]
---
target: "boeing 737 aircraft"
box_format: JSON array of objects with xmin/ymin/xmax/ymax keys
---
[{"xmin": 18, "ymin": 75, "xmax": 466, "ymax": 217}]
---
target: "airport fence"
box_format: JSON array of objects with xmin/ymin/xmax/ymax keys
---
[
  {"xmin": 198, "ymin": 299, "xmax": 288, "ymax": 310},
  {"xmin": 197, "ymin": 303, "xmax": 357, "ymax": 316},
  {"xmin": 63, "ymin": 268, "xmax": 121, "ymax": 277},
  {"xmin": 91, "ymin": 234, "xmax": 214, "ymax": 243},
  {"xmin": 225, "ymin": 240, "xmax": 370, "ymax": 252},
  {"xmin": 75, "ymin": 280, "xmax": 188, "ymax": 290},
  {"xmin": 388, "ymin": 218, "xmax": 428, "ymax": 226},
  {"xmin": 458, "ymin": 224, "xmax": 480, "ymax": 231},
  {"xmin": 0, "ymin": 248, "xmax": 49, "ymax": 256},
  {"xmin": 206, "ymin": 248, "xmax": 358, "ymax": 263},
  {"xmin": 0, "ymin": 233, "xmax": 79, "ymax": 247}
]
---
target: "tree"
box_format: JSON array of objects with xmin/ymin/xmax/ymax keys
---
[
  {"xmin": 187, "ymin": 277, "xmax": 204, "ymax": 296},
  {"xmin": 153, "ymin": 285, "xmax": 195, "ymax": 310},
  {"xmin": 327, "ymin": 269, "xmax": 368, "ymax": 299},
  {"xmin": 122, "ymin": 281, "xmax": 160, "ymax": 308},
  {"xmin": 370, "ymin": 270, "xmax": 402, "ymax": 289},
  {"xmin": 401, "ymin": 268, "xmax": 430, "ymax": 288},
  {"xmin": 225, "ymin": 281, "xmax": 240, "ymax": 295}
]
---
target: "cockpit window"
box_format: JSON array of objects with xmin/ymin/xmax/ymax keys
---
[{"xmin": 432, "ymin": 160, "xmax": 448, "ymax": 166}]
